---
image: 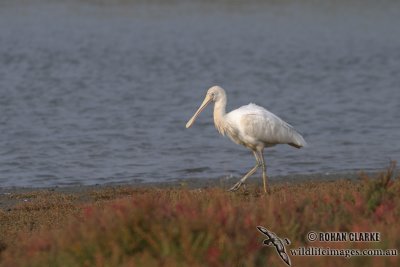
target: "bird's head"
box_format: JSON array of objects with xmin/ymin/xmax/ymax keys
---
[
  {"xmin": 186, "ymin": 85, "xmax": 225, "ymax": 128},
  {"xmin": 206, "ymin": 85, "xmax": 225, "ymax": 102}
]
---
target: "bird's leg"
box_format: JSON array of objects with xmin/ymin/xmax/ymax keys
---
[
  {"xmin": 228, "ymin": 151, "xmax": 260, "ymax": 192},
  {"xmin": 228, "ymin": 165, "xmax": 258, "ymax": 191},
  {"xmin": 258, "ymin": 149, "xmax": 270, "ymax": 194}
]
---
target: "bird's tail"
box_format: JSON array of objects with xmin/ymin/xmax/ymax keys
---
[{"xmin": 289, "ymin": 131, "xmax": 307, "ymax": 149}]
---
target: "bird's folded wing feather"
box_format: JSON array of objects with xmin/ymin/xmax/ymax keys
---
[{"xmin": 228, "ymin": 104, "xmax": 306, "ymax": 146}]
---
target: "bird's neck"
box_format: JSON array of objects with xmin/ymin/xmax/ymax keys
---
[{"xmin": 213, "ymin": 97, "xmax": 227, "ymax": 135}]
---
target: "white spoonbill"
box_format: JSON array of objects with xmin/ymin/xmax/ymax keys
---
[{"xmin": 186, "ymin": 86, "xmax": 306, "ymax": 193}]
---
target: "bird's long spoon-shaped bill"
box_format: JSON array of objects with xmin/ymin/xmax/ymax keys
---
[{"xmin": 185, "ymin": 95, "xmax": 213, "ymax": 128}]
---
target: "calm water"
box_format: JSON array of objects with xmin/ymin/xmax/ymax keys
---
[{"xmin": 0, "ymin": 1, "xmax": 399, "ymax": 187}]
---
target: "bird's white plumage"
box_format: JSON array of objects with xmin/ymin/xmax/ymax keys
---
[{"xmin": 225, "ymin": 103, "xmax": 307, "ymax": 149}]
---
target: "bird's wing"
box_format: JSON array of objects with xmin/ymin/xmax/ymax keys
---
[
  {"xmin": 279, "ymin": 251, "xmax": 292, "ymax": 266},
  {"xmin": 256, "ymin": 226, "xmax": 274, "ymax": 239},
  {"xmin": 228, "ymin": 104, "xmax": 306, "ymax": 147}
]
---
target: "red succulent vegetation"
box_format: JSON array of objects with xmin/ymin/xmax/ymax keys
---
[{"xmin": 0, "ymin": 162, "xmax": 399, "ymax": 266}]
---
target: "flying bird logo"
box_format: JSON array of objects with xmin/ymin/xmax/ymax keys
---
[{"xmin": 257, "ymin": 226, "xmax": 292, "ymax": 266}]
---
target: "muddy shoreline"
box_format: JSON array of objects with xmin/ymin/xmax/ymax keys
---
[{"xmin": 0, "ymin": 170, "xmax": 381, "ymax": 196}]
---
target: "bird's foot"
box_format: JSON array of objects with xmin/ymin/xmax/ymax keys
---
[
  {"xmin": 263, "ymin": 187, "xmax": 271, "ymax": 194},
  {"xmin": 228, "ymin": 181, "xmax": 243, "ymax": 192},
  {"xmin": 263, "ymin": 239, "xmax": 273, "ymax": 246}
]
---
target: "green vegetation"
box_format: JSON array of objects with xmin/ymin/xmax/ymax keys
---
[{"xmin": 0, "ymin": 163, "xmax": 399, "ymax": 266}]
